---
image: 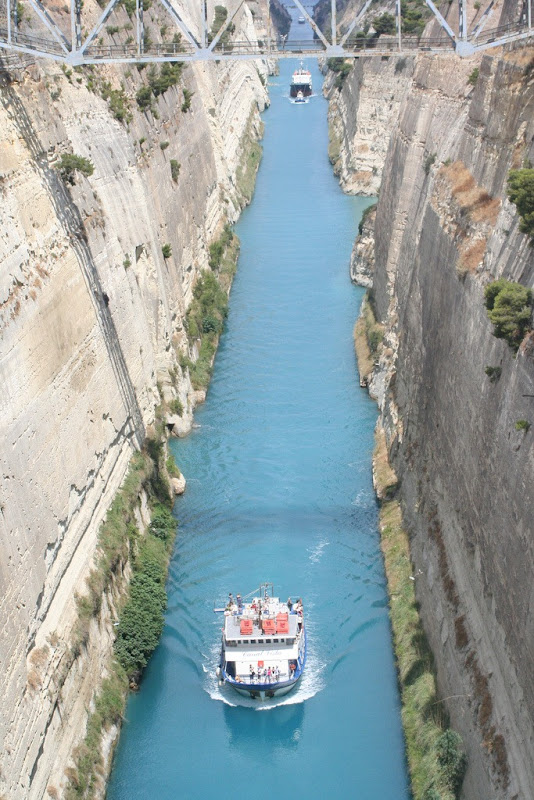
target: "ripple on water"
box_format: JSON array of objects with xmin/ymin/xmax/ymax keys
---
[{"xmin": 107, "ymin": 58, "xmax": 410, "ymax": 800}]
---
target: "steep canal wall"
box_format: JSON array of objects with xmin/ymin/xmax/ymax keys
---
[
  {"xmin": 328, "ymin": 35, "xmax": 534, "ymax": 800},
  {"xmin": 0, "ymin": 2, "xmax": 268, "ymax": 794}
]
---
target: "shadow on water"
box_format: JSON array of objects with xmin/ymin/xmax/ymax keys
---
[{"xmin": 223, "ymin": 701, "xmax": 305, "ymax": 754}]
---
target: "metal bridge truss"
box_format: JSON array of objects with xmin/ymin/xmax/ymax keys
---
[{"xmin": 0, "ymin": 0, "xmax": 532, "ymax": 66}]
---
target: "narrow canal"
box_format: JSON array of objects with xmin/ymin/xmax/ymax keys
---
[{"xmin": 107, "ymin": 58, "xmax": 410, "ymax": 800}]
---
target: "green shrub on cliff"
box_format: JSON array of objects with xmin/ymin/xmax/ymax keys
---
[
  {"xmin": 56, "ymin": 153, "xmax": 94, "ymax": 183},
  {"xmin": 327, "ymin": 57, "xmax": 353, "ymax": 90},
  {"xmin": 436, "ymin": 730, "xmax": 467, "ymax": 794},
  {"xmin": 484, "ymin": 278, "xmax": 533, "ymax": 350},
  {"xmin": 209, "ymin": 224, "xmax": 235, "ymax": 270},
  {"xmin": 373, "ymin": 12, "xmax": 396, "ymax": 34},
  {"xmin": 507, "ymin": 168, "xmax": 534, "ymax": 238},
  {"xmin": 358, "ymin": 202, "xmax": 377, "ymax": 236}
]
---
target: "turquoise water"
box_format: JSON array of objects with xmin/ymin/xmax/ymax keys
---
[{"xmin": 107, "ymin": 61, "xmax": 410, "ymax": 800}]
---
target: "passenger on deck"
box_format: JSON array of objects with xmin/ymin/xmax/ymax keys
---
[
  {"xmin": 237, "ymin": 594, "xmax": 243, "ymax": 612},
  {"xmin": 287, "ymin": 597, "xmax": 292, "ymax": 611}
]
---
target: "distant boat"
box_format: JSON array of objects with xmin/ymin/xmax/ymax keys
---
[
  {"xmin": 290, "ymin": 62, "xmax": 312, "ymax": 98},
  {"xmin": 216, "ymin": 583, "xmax": 306, "ymax": 700},
  {"xmin": 298, "ymin": 15, "xmax": 306, "ymax": 23},
  {"xmin": 294, "ymin": 90, "xmax": 306, "ymax": 103}
]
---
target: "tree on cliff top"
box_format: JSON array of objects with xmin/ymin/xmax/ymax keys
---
[
  {"xmin": 507, "ymin": 168, "xmax": 534, "ymax": 239},
  {"xmin": 484, "ymin": 278, "xmax": 533, "ymax": 351}
]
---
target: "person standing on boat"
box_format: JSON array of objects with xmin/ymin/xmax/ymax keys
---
[
  {"xmin": 237, "ymin": 594, "xmax": 243, "ymax": 613},
  {"xmin": 287, "ymin": 597, "xmax": 293, "ymax": 612}
]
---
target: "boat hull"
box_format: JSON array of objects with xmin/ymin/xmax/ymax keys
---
[
  {"xmin": 228, "ymin": 675, "xmax": 302, "ymax": 699},
  {"xmin": 290, "ymin": 85, "xmax": 312, "ymax": 98}
]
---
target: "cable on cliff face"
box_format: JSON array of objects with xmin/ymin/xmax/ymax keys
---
[{"xmin": 0, "ymin": 82, "xmax": 145, "ymax": 449}]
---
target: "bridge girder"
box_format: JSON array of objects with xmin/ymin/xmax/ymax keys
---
[{"xmin": 0, "ymin": 0, "xmax": 531, "ymax": 65}]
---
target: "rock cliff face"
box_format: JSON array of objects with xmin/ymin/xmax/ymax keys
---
[
  {"xmin": 331, "ymin": 41, "xmax": 534, "ymax": 800},
  {"xmin": 327, "ymin": 56, "xmax": 415, "ymax": 195},
  {"xmin": 0, "ymin": 7, "xmax": 267, "ymax": 795}
]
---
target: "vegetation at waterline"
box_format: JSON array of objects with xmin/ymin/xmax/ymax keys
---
[
  {"xmin": 178, "ymin": 224, "xmax": 239, "ymax": 391},
  {"xmin": 182, "ymin": 270, "xmax": 231, "ymax": 389},
  {"xmin": 236, "ymin": 113, "xmax": 263, "ymax": 205},
  {"xmin": 56, "ymin": 153, "xmax": 94, "ymax": 183},
  {"xmin": 375, "ymin": 435, "xmax": 467, "ymax": 800},
  {"xmin": 114, "ymin": 504, "xmax": 176, "ymax": 676},
  {"xmin": 507, "ymin": 167, "xmax": 534, "ymax": 239},
  {"xmin": 67, "ymin": 434, "xmax": 178, "ymax": 798},
  {"xmin": 208, "ymin": 223, "xmax": 235, "ymax": 270},
  {"xmin": 64, "ymin": 666, "xmax": 128, "ymax": 800},
  {"xmin": 358, "ymin": 202, "xmax": 377, "ymax": 236},
  {"xmin": 353, "ymin": 292, "xmax": 384, "ymax": 382},
  {"xmin": 353, "ymin": 304, "xmax": 466, "ymax": 799},
  {"xmin": 484, "ymin": 278, "xmax": 532, "ymax": 351}
]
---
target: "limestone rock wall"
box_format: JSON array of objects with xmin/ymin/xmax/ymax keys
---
[
  {"xmin": 335, "ymin": 41, "xmax": 534, "ymax": 799},
  {"xmin": 326, "ymin": 55, "xmax": 416, "ymax": 195},
  {"xmin": 0, "ymin": 8, "xmax": 267, "ymax": 795}
]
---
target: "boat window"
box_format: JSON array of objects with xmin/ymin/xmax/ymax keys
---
[
  {"xmin": 250, "ymin": 639, "xmax": 256, "ymax": 644},
  {"xmin": 274, "ymin": 638, "xmax": 279, "ymax": 643},
  {"xmin": 265, "ymin": 638, "xmax": 271, "ymax": 644}
]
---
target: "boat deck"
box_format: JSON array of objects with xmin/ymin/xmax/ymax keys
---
[{"xmin": 224, "ymin": 596, "xmax": 301, "ymax": 641}]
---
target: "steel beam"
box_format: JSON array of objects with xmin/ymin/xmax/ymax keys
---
[
  {"xmin": 339, "ymin": 0, "xmax": 374, "ymax": 48},
  {"xmin": 209, "ymin": 0, "xmax": 246, "ymax": 52},
  {"xmin": 26, "ymin": 0, "xmax": 70, "ymax": 53},
  {"xmin": 80, "ymin": 0, "xmax": 121, "ymax": 54},
  {"xmin": 424, "ymin": 0, "xmax": 457, "ymax": 42},
  {"xmin": 292, "ymin": 0, "xmax": 330, "ymax": 48},
  {"xmin": 157, "ymin": 0, "xmax": 200, "ymax": 49},
  {"xmin": 471, "ymin": 0, "xmax": 495, "ymax": 41}
]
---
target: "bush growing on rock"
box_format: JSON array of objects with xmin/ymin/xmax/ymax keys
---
[
  {"xmin": 327, "ymin": 57, "xmax": 353, "ymax": 90},
  {"xmin": 56, "ymin": 153, "xmax": 94, "ymax": 183},
  {"xmin": 484, "ymin": 278, "xmax": 533, "ymax": 350},
  {"xmin": 436, "ymin": 729, "xmax": 467, "ymax": 795},
  {"xmin": 136, "ymin": 85, "xmax": 153, "ymax": 110},
  {"xmin": 373, "ymin": 12, "xmax": 396, "ymax": 34},
  {"xmin": 507, "ymin": 168, "xmax": 534, "ymax": 238},
  {"xmin": 170, "ymin": 159, "xmax": 181, "ymax": 182},
  {"xmin": 468, "ymin": 67, "xmax": 479, "ymax": 86}
]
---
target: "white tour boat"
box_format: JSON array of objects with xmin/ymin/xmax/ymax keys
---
[
  {"xmin": 216, "ymin": 583, "xmax": 306, "ymax": 699},
  {"xmin": 290, "ymin": 62, "xmax": 312, "ymax": 98}
]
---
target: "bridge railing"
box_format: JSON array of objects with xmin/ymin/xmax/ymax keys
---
[
  {"xmin": 472, "ymin": 19, "xmax": 532, "ymax": 45},
  {"xmin": 0, "ymin": 0, "xmax": 532, "ymax": 65},
  {"xmin": 0, "ymin": 25, "xmax": 65, "ymax": 56}
]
